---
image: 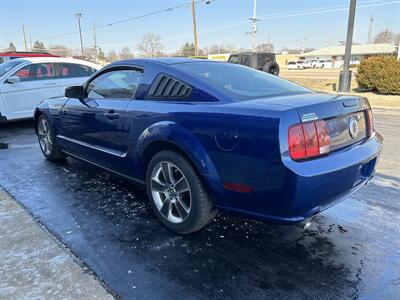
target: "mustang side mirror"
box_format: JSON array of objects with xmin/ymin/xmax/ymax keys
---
[
  {"xmin": 6, "ymin": 75, "xmax": 20, "ymax": 84},
  {"xmin": 65, "ymin": 85, "xmax": 85, "ymax": 99}
]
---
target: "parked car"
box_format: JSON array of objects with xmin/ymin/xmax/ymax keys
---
[
  {"xmin": 320, "ymin": 60, "xmax": 333, "ymax": 68},
  {"xmin": 0, "ymin": 57, "xmax": 100, "ymax": 122},
  {"xmin": 287, "ymin": 60, "xmax": 305, "ymax": 70},
  {"xmin": 228, "ymin": 52, "xmax": 280, "ymax": 75},
  {"xmin": 0, "ymin": 51, "xmax": 60, "ymax": 64},
  {"xmin": 303, "ymin": 60, "xmax": 313, "ymax": 68},
  {"xmin": 310, "ymin": 59, "xmax": 323, "ymax": 68},
  {"xmin": 34, "ymin": 58, "xmax": 382, "ymax": 234}
]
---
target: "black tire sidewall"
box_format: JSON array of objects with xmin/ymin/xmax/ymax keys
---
[
  {"xmin": 146, "ymin": 151, "xmax": 207, "ymax": 234},
  {"xmin": 263, "ymin": 62, "xmax": 280, "ymax": 76},
  {"xmin": 37, "ymin": 114, "xmax": 62, "ymax": 161}
]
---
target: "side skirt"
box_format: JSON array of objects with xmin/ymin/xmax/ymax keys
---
[{"xmin": 62, "ymin": 150, "xmax": 146, "ymax": 186}]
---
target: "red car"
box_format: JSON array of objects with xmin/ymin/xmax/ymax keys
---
[{"xmin": 0, "ymin": 51, "xmax": 60, "ymax": 64}]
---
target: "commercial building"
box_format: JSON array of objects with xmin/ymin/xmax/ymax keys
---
[{"xmin": 301, "ymin": 43, "xmax": 396, "ymax": 68}]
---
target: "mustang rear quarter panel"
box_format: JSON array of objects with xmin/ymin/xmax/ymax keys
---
[
  {"xmin": 124, "ymin": 98, "xmax": 294, "ymax": 209},
  {"xmin": 135, "ymin": 120, "xmax": 226, "ymax": 202}
]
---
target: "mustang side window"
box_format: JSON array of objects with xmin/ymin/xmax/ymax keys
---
[{"xmin": 87, "ymin": 69, "xmax": 143, "ymax": 99}]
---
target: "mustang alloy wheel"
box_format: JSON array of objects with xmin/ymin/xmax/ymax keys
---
[
  {"xmin": 146, "ymin": 150, "xmax": 216, "ymax": 234},
  {"xmin": 151, "ymin": 161, "xmax": 192, "ymax": 224},
  {"xmin": 36, "ymin": 114, "xmax": 65, "ymax": 161},
  {"xmin": 38, "ymin": 117, "xmax": 53, "ymax": 156}
]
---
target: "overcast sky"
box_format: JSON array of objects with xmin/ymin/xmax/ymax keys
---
[{"xmin": 1, "ymin": 0, "xmax": 399, "ymax": 53}]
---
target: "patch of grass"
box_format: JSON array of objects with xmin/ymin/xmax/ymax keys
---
[{"xmin": 281, "ymin": 76, "xmax": 400, "ymax": 108}]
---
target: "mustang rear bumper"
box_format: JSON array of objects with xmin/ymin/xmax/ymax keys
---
[{"xmin": 216, "ymin": 132, "xmax": 383, "ymax": 223}]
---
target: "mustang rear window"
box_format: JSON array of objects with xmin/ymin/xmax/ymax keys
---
[{"xmin": 175, "ymin": 62, "xmax": 310, "ymax": 100}]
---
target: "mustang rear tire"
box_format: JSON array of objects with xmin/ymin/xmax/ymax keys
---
[
  {"xmin": 146, "ymin": 150, "xmax": 216, "ymax": 234},
  {"xmin": 37, "ymin": 114, "xmax": 65, "ymax": 161}
]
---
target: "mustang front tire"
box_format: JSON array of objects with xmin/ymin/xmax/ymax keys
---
[
  {"xmin": 146, "ymin": 150, "xmax": 216, "ymax": 234},
  {"xmin": 37, "ymin": 114, "xmax": 65, "ymax": 161}
]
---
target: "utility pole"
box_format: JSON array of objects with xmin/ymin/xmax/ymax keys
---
[
  {"xmin": 191, "ymin": 0, "xmax": 198, "ymax": 56},
  {"xmin": 250, "ymin": 0, "xmax": 258, "ymax": 52},
  {"xmin": 93, "ymin": 22, "xmax": 97, "ymax": 63},
  {"xmin": 74, "ymin": 12, "xmax": 84, "ymax": 58},
  {"xmin": 21, "ymin": 24, "xmax": 28, "ymax": 51},
  {"xmin": 367, "ymin": 14, "xmax": 373, "ymax": 43},
  {"xmin": 339, "ymin": 0, "xmax": 356, "ymax": 93}
]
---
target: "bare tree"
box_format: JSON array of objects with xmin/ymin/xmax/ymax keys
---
[
  {"xmin": 106, "ymin": 50, "xmax": 119, "ymax": 62},
  {"xmin": 137, "ymin": 33, "xmax": 165, "ymax": 57},
  {"xmin": 48, "ymin": 45, "xmax": 72, "ymax": 57},
  {"xmin": 256, "ymin": 42, "xmax": 275, "ymax": 52},
  {"xmin": 373, "ymin": 29, "xmax": 395, "ymax": 44},
  {"xmin": 178, "ymin": 42, "xmax": 196, "ymax": 57},
  {"xmin": 394, "ymin": 33, "xmax": 400, "ymax": 45},
  {"xmin": 208, "ymin": 44, "xmax": 228, "ymax": 54},
  {"xmin": 8, "ymin": 42, "xmax": 16, "ymax": 52},
  {"xmin": 83, "ymin": 47, "xmax": 96, "ymax": 60},
  {"xmin": 97, "ymin": 48, "xmax": 105, "ymax": 61},
  {"xmin": 33, "ymin": 41, "xmax": 45, "ymax": 51},
  {"xmin": 119, "ymin": 47, "xmax": 134, "ymax": 60}
]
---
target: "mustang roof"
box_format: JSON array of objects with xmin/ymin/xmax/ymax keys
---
[{"xmin": 117, "ymin": 57, "xmax": 219, "ymax": 65}]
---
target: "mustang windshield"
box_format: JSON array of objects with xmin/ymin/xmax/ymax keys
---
[{"xmin": 175, "ymin": 62, "xmax": 310, "ymax": 100}]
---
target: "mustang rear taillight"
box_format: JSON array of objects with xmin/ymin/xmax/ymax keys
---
[
  {"xmin": 367, "ymin": 109, "xmax": 374, "ymax": 137},
  {"xmin": 288, "ymin": 120, "xmax": 330, "ymax": 161}
]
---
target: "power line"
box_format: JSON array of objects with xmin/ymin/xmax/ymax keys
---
[
  {"xmin": 9, "ymin": 0, "xmax": 399, "ymax": 51},
  {"xmin": 162, "ymin": 0, "xmax": 400, "ymax": 43},
  {"xmin": 12, "ymin": 0, "xmax": 209, "ymax": 47},
  {"xmin": 258, "ymin": 0, "xmax": 400, "ymax": 20}
]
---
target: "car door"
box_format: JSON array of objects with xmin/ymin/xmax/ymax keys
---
[
  {"xmin": 1, "ymin": 62, "xmax": 59, "ymax": 120},
  {"xmin": 58, "ymin": 67, "xmax": 143, "ymax": 169},
  {"xmin": 57, "ymin": 62, "xmax": 97, "ymax": 95}
]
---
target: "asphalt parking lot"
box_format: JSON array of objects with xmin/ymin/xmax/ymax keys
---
[{"xmin": 0, "ymin": 108, "xmax": 399, "ymax": 299}]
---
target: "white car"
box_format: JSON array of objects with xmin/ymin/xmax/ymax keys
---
[
  {"xmin": 304, "ymin": 60, "xmax": 313, "ymax": 68},
  {"xmin": 0, "ymin": 57, "xmax": 100, "ymax": 122},
  {"xmin": 287, "ymin": 60, "xmax": 305, "ymax": 70},
  {"xmin": 320, "ymin": 60, "xmax": 333, "ymax": 68}
]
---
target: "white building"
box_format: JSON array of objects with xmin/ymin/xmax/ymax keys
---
[{"xmin": 301, "ymin": 43, "xmax": 396, "ymax": 68}]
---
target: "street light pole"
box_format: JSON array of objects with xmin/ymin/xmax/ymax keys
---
[
  {"xmin": 74, "ymin": 12, "xmax": 84, "ymax": 58},
  {"xmin": 21, "ymin": 24, "xmax": 28, "ymax": 51},
  {"xmin": 339, "ymin": 0, "xmax": 356, "ymax": 93},
  {"xmin": 191, "ymin": 0, "xmax": 198, "ymax": 56}
]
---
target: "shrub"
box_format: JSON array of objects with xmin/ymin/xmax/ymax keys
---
[{"xmin": 356, "ymin": 56, "xmax": 400, "ymax": 95}]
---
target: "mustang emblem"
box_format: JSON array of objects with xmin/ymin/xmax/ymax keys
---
[{"xmin": 349, "ymin": 117, "xmax": 359, "ymax": 138}]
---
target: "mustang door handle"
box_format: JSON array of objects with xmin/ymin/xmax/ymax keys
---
[{"xmin": 105, "ymin": 111, "xmax": 119, "ymax": 120}]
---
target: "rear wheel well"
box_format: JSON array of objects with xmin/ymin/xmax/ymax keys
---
[{"xmin": 143, "ymin": 141, "xmax": 195, "ymax": 172}]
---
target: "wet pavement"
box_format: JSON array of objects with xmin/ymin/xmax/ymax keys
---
[{"xmin": 0, "ymin": 108, "xmax": 399, "ymax": 299}]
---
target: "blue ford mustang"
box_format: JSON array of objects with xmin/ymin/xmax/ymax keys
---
[{"xmin": 34, "ymin": 58, "xmax": 383, "ymax": 234}]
